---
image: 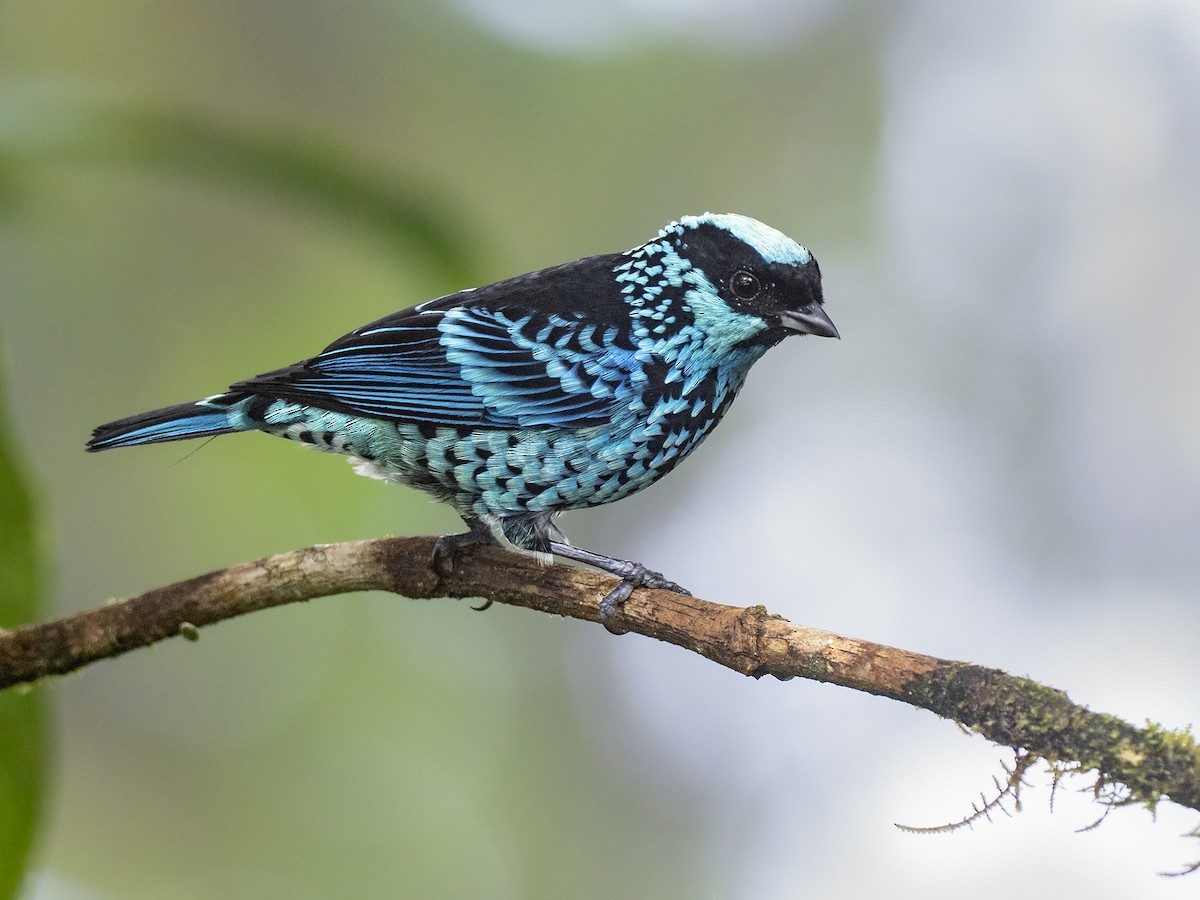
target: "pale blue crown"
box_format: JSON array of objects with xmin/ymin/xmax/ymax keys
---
[{"xmin": 666, "ymin": 212, "xmax": 812, "ymax": 266}]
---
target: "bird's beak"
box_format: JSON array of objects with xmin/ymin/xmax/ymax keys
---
[{"xmin": 780, "ymin": 304, "xmax": 840, "ymax": 339}]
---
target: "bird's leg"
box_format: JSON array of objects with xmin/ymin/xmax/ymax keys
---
[
  {"xmin": 432, "ymin": 514, "xmax": 499, "ymax": 578},
  {"xmin": 547, "ymin": 540, "xmax": 691, "ymax": 635},
  {"xmin": 498, "ymin": 513, "xmax": 688, "ymax": 632}
]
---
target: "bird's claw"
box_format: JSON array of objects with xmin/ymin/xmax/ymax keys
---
[
  {"xmin": 431, "ymin": 523, "xmax": 497, "ymax": 579},
  {"xmin": 638, "ymin": 569, "xmax": 691, "ymax": 596},
  {"xmin": 597, "ymin": 563, "xmax": 691, "ymax": 635},
  {"xmin": 430, "ymin": 535, "xmax": 460, "ymax": 578},
  {"xmin": 598, "ymin": 579, "xmax": 637, "ymax": 634},
  {"xmin": 434, "ymin": 522, "xmax": 502, "ymax": 612}
]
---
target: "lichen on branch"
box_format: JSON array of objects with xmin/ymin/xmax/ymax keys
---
[{"xmin": 0, "ymin": 536, "xmax": 1196, "ymax": 826}]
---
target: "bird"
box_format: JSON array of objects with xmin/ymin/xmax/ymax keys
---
[{"xmin": 87, "ymin": 213, "xmax": 838, "ymax": 632}]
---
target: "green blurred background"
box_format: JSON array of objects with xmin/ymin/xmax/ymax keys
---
[{"xmin": 2, "ymin": 1, "xmax": 1200, "ymax": 897}]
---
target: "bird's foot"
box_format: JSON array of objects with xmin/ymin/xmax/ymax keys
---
[
  {"xmin": 546, "ymin": 541, "xmax": 690, "ymax": 635},
  {"xmin": 433, "ymin": 524, "xmax": 501, "ymax": 611},
  {"xmin": 597, "ymin": 578, "xmax": 638, "ymax": 635},
  {"xmin": 431, "ymin": 519, "xmax": 499, "ymax": 577},
  {"xmin": 597, "ymin": 561, "xmax": 692, "ymax": 634},
  {"xmin": 634, "ymin": 567, "xmax": 691, "ymax": 596}
]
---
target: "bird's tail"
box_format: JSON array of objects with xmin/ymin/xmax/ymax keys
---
[{"xmin": 87, "ymin": 400, "xmax": 239, "ymax": 451}]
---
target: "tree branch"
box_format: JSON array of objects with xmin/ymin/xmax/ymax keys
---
[{"xmin": 1, "ymin": 536, "xmax": 1197, "ymax": 818}]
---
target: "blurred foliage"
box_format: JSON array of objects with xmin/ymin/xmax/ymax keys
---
[
  {"xmin": 8, "ymin": 1, "xmax": 1197, "ymax": 896},
  {"xmin": 0, "ymin": 82, "xmax": 479, "ymax": 286},
  {"xmin": 0, "ymin": 343, "xmax": 47, "ymax": 899}
]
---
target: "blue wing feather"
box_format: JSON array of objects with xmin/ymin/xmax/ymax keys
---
[{"xmin": 231, "ymin": 300, "xmax": 644, "ymax": 430}]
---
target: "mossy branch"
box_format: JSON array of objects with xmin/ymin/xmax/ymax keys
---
[{"xmin": 1, "ymin": 536, "xmax": 1197, "ymax": 822}]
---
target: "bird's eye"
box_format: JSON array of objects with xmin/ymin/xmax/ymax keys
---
[{"xmin": 729, "ymin": 270, "xmax": 761, "ymax": 300}]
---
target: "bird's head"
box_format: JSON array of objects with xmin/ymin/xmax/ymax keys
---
[{"xmin": 656, "ymin": 213, "xmax": 838, "ymax": 349}]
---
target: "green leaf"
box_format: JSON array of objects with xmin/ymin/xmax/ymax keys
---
[{"xmin": 0, "ymin": 341, "xmax": 47, "ymax": 899}]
